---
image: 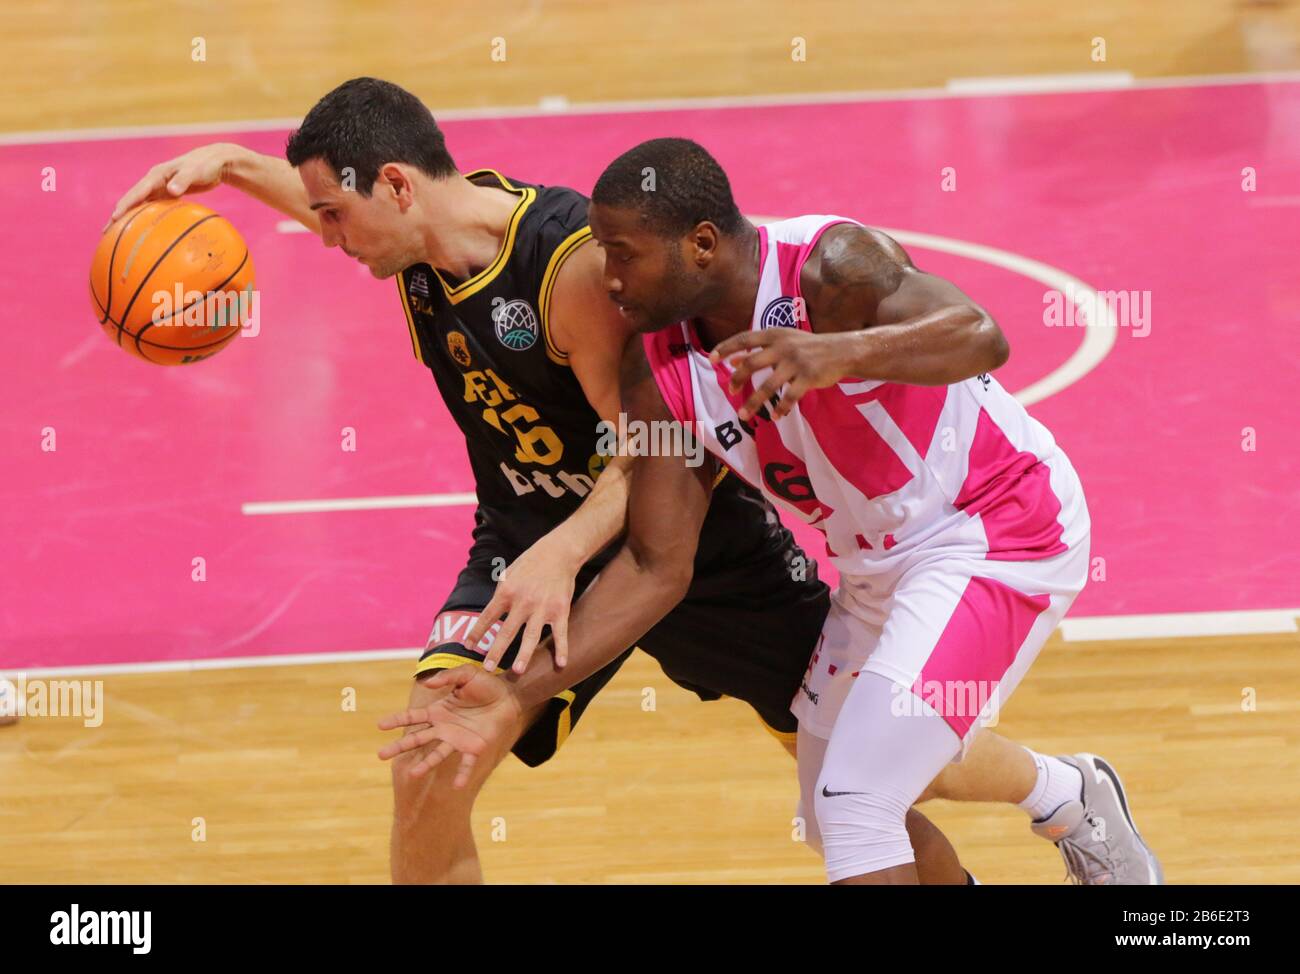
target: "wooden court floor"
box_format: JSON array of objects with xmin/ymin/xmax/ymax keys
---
[
  {"xmin": 3, "ymin": 630, "xmax": 1298, "ymax": 883},
  {"xmin": 3, "ymin": 0, "xmax": 1300, "ymax": 132}
]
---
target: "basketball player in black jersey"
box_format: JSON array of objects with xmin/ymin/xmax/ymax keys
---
[{"xmin": 111, "ymin": 78, "xmax": 1054, "ymax": 885}]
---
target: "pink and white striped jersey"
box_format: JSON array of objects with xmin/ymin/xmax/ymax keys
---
[{"xmin": 643, "ymin": 215, "xmax": 1089, "ymax": 577}]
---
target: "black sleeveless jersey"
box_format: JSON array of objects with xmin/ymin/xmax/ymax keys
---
[
  {"xmin": 396, "ymin": 170, "xmax": 609, "ymax": 549},
  {"xmin": 395, "ymin": 170, "xmax": 798, "ymax": 566}
]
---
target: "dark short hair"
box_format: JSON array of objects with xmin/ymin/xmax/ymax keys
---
[
  {"xmin": 285, "ymin": 77, "xmax": 457, "ymax": 194},
  {"xmin": 591, "ymin": 137, "xmax": 744, "ymax": 237}
]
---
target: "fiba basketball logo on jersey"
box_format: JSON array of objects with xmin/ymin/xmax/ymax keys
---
[
  {"xmin": 760, "ymin": 295, "xmax": 799, "ymax": 329},
  {"xmin": 492, "ymin": 298, "xmax": 538, "ymax": 350}
]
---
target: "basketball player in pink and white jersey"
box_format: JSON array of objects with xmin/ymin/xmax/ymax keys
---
[{"xmin": 384, "ymin": 138, "xmax": 1163, "ymax": 885}]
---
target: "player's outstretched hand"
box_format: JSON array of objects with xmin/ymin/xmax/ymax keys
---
[
  {"xmin": 106, "ymin": 142, "xmax": 246, "ymax": 230},
  {"xmin": 710, "ymin": 329, "xmax": 849, "ymax": 422},
  {"xmin": 377, "ymin": 666, "xmax": 523, "ymax": 788},
  {"xmin": 463, "ymin": 534, "xmax": 579, "ymax": 675}
]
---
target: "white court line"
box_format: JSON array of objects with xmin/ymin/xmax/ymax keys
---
[
  {"xmin": 2, "ymin": 70, "xmax": 1299, "ymax": 145},
  {"xmin": 946, "ymin": 72, "xmax": 1134, "ymax": 94},
  {"xmin": 5, "ymin": 608, "xmax": 1296, "ymax": 679},
  {"xmin": 1061, "ymin": 608, "xmax": 1300, "ymax": 642},
  {"xmin": 241, "ymin": 492, "xmax": 478, "ymax": 515},
  {"xmin": 2, "ymin": 648, "xmax": 420, "ymax": 680},
  {"xmin": 878, "ymin": 228, "xmax": 1118, "ymax": 408},
  {"xmin": 1247, "ymin": 196, "xmax": 1300, "ymax": 207}
]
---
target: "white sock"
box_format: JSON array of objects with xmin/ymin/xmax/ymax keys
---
[{"xmin": 1017, "ymin": 748, "xmax": 1084, "ymax": 821}]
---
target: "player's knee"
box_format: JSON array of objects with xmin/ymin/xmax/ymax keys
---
[
  {"xmin": 390, "ymin": 742, "xmax": 501, "ymax": 853},
  {"xmin": 902, "ymin": 806, "xmax": 944, "ymax": 866},
  {"xmin": 391, "ymin": 744, "xmax": 455, "ymax": 818},
  {"xmin": 390, "ymin": 741, "xmax": 445, "ymax": 792},
  {"xmin": 813, "ymin": 776, "xmax": 915, "ymax": 879}
]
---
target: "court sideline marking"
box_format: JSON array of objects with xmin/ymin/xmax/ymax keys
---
[
  {"xmin": 2, "ymin": 70, "xmax": 1298, "ymax": 145},
  {"xmin": 3, "ymin": 607, "xmax": 1297, "ymax": 679}
]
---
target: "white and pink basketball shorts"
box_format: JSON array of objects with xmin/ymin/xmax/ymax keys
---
[{"xmin": 792, "ymin": 481, "xmax": 1091, "ymax": 752}]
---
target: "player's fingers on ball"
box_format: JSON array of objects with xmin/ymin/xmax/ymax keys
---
[
  {"xmin": 165, "ymin": 162, "xmax": 196, "ymax": 195},
  {"xmin": 107, "ymin": 193, "xmax": 134, "ymax": 226},
  {"xmin": 108, "ymin": 176, "xmax": 158, "ymax": 225}
]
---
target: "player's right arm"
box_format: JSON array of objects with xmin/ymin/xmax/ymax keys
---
[
  {"xmin": 499, "ymin": 338, "xmax": 714, "ymax": 696},
  {"xmin": 107, "ymin": 142, "xmax": 320, "ymax": 235},
  {"xmin": 378, "ymin": 340, "xmax": 715, "ymax": 781}
]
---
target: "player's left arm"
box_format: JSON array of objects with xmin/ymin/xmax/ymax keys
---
[
  {"xmin": 462, "ymin": 239, "xmax": 638, "ymax": 672},
  {"xmin": 713, "ymin": 223, "xmax": 1009, "ymax": 421}
]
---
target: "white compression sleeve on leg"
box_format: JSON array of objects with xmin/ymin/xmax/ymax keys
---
[{"xmin": 814, "ymin": 672, "xmax": 963, "ymax": 883}]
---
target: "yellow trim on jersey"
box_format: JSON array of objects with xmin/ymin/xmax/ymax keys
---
[
  {"xmin": 413, "ymin": 652, "xmax": 581, "ymax": 748},
  {"xmin": 434, "ymin": 169, "xmax": 536, "ymax": 306},
  {"xmin": 415, "ymin": 652, "xmax": 488, "ymax": 676},
  {"xmin": 715, "ymin": 691, "xmax": 797, "ymax": 746},
  {"xmin": 712, "ymin": 465, "xmax": 730, "ymax": 488},
  {"xmin": 553, "ymin": 689, "xmax": 579, "ymax": 750},
  {"xmin": 395, "ymin": 270, "xmax": 425, "ymax": 364},
  {"xmin": 536, "ymin": 226, "xmax": 593, "ymax": 368}
]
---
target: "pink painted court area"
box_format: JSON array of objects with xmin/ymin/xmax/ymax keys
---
[{"xmin": 1, "ymin": 81, "xmax": 1297, "ymax": 670}]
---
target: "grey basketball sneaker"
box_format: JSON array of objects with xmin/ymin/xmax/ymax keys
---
[{"xmin": 1029, "ymin": 753, "xmax": 1164, "ymax": 885}]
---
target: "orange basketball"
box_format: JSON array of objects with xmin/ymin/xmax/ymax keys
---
[{"xmin": 90, "ymin": 200, "xmax": 256, "ymax": 365}]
